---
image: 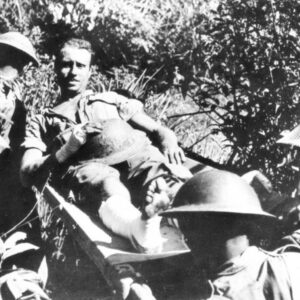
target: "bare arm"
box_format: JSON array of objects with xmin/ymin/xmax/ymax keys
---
[
  {"xmin": 21, "ymin": 124, "xmax": 88, "ymax": 188},
  {"xmin": 129, "ymin": 111, "xmax": 185, "ymax": 164},
  {"xmin": 20, "ymin": 149, "xmax": 57, "ymax": 188}
]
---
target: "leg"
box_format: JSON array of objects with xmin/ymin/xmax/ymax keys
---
[
  {"xmin": 99, "ymin": 176, "xmax": 163, "ymax": 253},
  {"xmin": 65, "ymin": 161, "xmax": 165, "ymax": 253}
]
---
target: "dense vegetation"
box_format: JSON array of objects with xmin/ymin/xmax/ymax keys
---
[{"xmin": 1, "ymin": 0, "xmax": 300, "ymax": 193}]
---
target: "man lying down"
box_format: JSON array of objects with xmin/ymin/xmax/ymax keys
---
[{"xmin": 21, "ymin": 119, "xmax": 194, "ymax": 253}]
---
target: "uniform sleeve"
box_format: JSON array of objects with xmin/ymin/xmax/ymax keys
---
[
  {"xmin": 21, "ymin": 114, "xmax": 47, "ymax": 152},
  {"xmin": 90, "ymin": 92, "xmax": 144, "ymax": 121},
  {"xmin": 115, "ymin": 95, "xmax": 144, "ymax": 121}
]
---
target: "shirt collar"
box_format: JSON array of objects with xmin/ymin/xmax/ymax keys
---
[
  {"xmin": 213, "ymin": 246, "xmax": 266, "ymax": 277},
  {"xmin": 47, "ymin": 89, "xmax": 93, "ymax": 111},
  {"xmin": 55, "ymin": 89, "xmax": 94, "ymax": 106}
]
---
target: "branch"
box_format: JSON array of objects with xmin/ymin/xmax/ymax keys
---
[{"xmin": 167, "ymin": 109, "xmax": 213, "ymax": 119}]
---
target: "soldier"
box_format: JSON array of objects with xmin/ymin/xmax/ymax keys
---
[
  {"xmin": 0, "ymin": 31, "xmax": 38, "ymax": 159},
  {"xmin": 162, "ymin": 169, "xmax": 300, "ymax": 300},
  {"xmin": 20, "ymin": 38, "xmax": 195, "ymax": 253},
  {"xmin": 0, "ymin": 32, "xmax": 39, "ymax": 230},
  {"xmin": 0, "ymin": 32, "xmax": 49, "ymax": 300}
]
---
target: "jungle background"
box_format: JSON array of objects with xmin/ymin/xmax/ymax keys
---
[
  {"xmin": 2, "ymin": 0, "xmax": 300, "ymax": 193},
  {"xmin": 2, "ymin": 0, "xmax": 300, "ymax": 298}
]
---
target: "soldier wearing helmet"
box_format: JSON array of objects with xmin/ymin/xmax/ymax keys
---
[
  {"xmin": 0, "ymin": 31, "xmax": 38, "ymax": 158},
  {"xmin": 161, "ymin": 169, "xmax": 300, "ymax": 300},
  {"xmin": 0, "ymin": 32, "xmax": 38, "ymax": 231},
  {"xmin": 20, "ymin": 38, "xmax": 199, "ymax": 253},
  {"xmin": 0, "ymin": 33, "xmax": 49, "ymax": 300}
]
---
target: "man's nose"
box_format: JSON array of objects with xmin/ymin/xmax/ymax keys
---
[{"xmin": 70, "ymin": 63, "xmax": 79, "ymax": 75}]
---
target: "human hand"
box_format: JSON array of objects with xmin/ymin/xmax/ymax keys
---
[
  {"xmin": 155, "ymin": 127, "xmax": 186, "ymax": 164},
  {"xmin": 163, "ymin": 145, "xmax": 186, "ymax": 165}
]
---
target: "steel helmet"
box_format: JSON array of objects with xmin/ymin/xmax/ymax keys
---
[
  {"xmin": 77, "ymin": 119, "xmax": 151, "ymax": 165},
  {"xmin": 0, "ymin": 32, "xmax": 39, "ymax": 66},
  {"xmin": 161, "ymin": 169, "xmax": 275, "ymax": 219}
]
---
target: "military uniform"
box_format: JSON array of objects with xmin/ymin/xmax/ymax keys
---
[
  {"xmin": 166, "ymin": 241, "xmax": 300, "ymax": 300},
  {"xmin": 196, "ymin": 244, "xmax": 300, "ymax": 300},
  {"xmin": 161, "ymin": 170, "xmax": 300, "ymax": 300},
  {"xmin": 23, "ymin": 90, "xmax": 183, "ymax": 208},
  {"xmin": 0, "ymin": 77, "xmax": 28, "ymax": 230}
]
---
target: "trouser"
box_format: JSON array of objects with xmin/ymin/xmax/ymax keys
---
[{"xmin": 51, "ymin": 145, "xmax": 179, "ymax": 211}]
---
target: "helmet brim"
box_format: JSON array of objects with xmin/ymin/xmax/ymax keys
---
[
  {"xmin": 160, "ymin": 204, "xmax": 277, "ymax": 220},
  {"xmin": 0, "ymin": 41, "xmax": 39, "ymax": 67}
]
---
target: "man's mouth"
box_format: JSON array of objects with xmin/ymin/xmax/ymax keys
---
[{"xmin": 68, "ymin": 80, "xmax": 79, "ymax": 85}]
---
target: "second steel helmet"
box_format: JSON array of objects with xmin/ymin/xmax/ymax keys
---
[
  {"xmin": 77, "ymin": 119, "xmax": 151, "ymax": 165},
  {"xmin": 161, "ymin": 169, "xmax": 275, "ymax": 219},
  {"xmin": 0, "ymin": 32, "xmax": 39, "ymax": 66}
]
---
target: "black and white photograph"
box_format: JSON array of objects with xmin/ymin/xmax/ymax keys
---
[{"xmin": 0, "ymin": 0, "xmax": 300, "ymax": 299}]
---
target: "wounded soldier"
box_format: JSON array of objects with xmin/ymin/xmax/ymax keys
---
[{"xmin": 20, "ymin": 38, "xmax": 194, "ymax": 253}]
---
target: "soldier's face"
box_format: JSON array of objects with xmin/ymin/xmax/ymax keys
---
[
  {"xmin": 179, "ymin": 214, "xmax": 239, "ymax": 267},
  {"xmin": 56, "ymin": 46, "xmax": 92, "ymax": 97}
]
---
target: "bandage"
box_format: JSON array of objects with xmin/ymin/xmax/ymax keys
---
[
  {"xmin": 98, "ymin": 195, "xmax": 163, "ymax": 253},
  {"xmin": 55, "ymin": 125, "xmax": 86, "ymax": 163}
]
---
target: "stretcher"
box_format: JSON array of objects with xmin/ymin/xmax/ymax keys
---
[{"xmin": 37, "ymin": 158, "xmax": 206, "ymax": 299}]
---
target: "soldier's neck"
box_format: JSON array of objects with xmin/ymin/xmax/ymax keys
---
[
  {"xmin": 223, "ymin": 234, "xmax": 249, "ymax": 261},
  {"xmin": 61, "ymin": 91, "xmax": 82, "ymax": 102},
  {"xmin": 207, "ymin": 235, "xmax": 250, "ymax": 274}
]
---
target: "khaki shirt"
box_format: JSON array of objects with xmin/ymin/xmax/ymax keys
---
[
  {"xmin": 201, "ymin": 245, "xmax": 300, "ymax": 300},
  {"xmin": 22, "ymin": 90, "xmax": 143, "ymax": 153}
]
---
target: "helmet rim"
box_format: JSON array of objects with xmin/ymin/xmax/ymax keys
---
[
  {"xmin": 0, "ymin": 32, "xmax": 39, "ymax": 66},
  {"xmin": 160, "ymin": 203, "xmax": 276, "ymax": 218},
  {"xmin": 161, "ymin": 169, "xmax": 276, "ymax": 220}
]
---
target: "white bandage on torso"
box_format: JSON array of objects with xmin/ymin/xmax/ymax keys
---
[{"xmin": 98, "ymin": 195, "xmax": 163, "ymax": 254}]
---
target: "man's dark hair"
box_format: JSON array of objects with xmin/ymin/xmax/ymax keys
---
[{"xmin": 55, "ymin": 38, "xmax": 95, "ymax": 67}]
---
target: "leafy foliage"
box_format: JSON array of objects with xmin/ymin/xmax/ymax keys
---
[
  {"xmin": 184, "ymin": 0, "xmax": 300, "ymax": 192},
  {"xmin": 1, "ymin": 0, "xmax": 300, "ymax": 192},
  {"xmin": 0, "ymin": 232, "xmax": 49, "ymax": 300}
]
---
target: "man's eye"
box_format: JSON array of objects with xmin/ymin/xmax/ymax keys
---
[{"xmin": 61, "ymin": 62, "xmax": 71, "ymax": 68}]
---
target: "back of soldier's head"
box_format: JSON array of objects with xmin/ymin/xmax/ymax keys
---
[{"xmin": 162, "ymin": 169, "xmax": 276, "ymax": 247}]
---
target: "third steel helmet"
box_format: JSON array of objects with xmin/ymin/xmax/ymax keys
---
[
  {"xmin": 161, "ymin": 169, "xmax": 275, "ymax": 219},
  {"xmin": 77, "ymin": 119, "xmax": 151, "ymax": 165}
]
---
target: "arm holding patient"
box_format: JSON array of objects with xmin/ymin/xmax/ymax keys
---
[
  {"xmin": 20, "ymin": 124, "xmax": 87, "ymax": 187},
  {"xmin": 129, "ymin": 110, "xmax": 185, "ymax": 164}
]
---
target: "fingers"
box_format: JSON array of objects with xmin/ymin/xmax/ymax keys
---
[
  {"xmin": 178, "ymin": 147, "xmax": 186, "ymax": 162},
  {"xmin": 164, "ymin": 146, "xmax": 186, "ymax": 164}
]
